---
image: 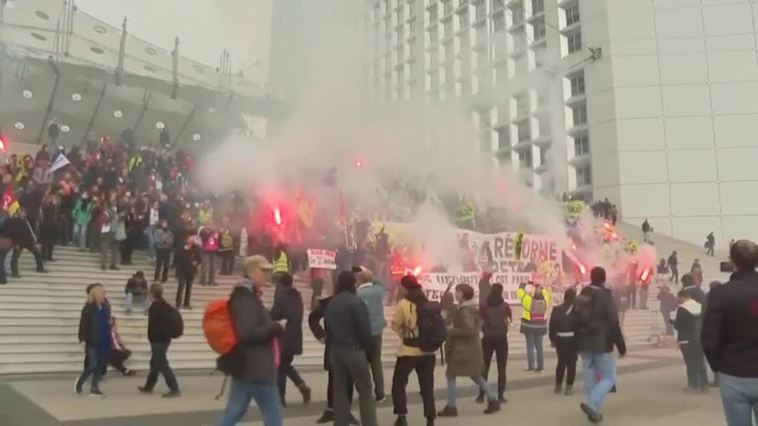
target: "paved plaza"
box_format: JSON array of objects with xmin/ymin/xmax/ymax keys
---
[{"xmin": 0, "ymin": 346, "xmax": 727, "ymax": 426}]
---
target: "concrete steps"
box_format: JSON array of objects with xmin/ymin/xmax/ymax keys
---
[{"xmin": 0, "ymin": 246, "xmax": 667, "ymax": 375}]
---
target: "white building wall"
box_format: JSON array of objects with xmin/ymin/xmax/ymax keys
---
[{"xmin": 597, "ymin": 0, "xmax": 758, "ymax": 248}]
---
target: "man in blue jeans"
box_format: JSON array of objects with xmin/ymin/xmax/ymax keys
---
[
  {"xmin": 702, "ymin": 240, "xmax": 758, "ymax": 426},
  {"xmin": 218, "ymin": 255, "xmax": 284, "ymax": 426},
  {"xmin": 575, "ymin": 267, "xmax": 626, "ymax": 424}
]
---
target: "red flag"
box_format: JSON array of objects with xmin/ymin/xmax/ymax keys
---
[{"xmin": 2, "ymin": 185, "xmax": 16, "ymax": 210}]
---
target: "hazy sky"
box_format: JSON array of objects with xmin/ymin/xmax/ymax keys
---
[{"xmin": 76, "ymin": 0, "xmax": 272, "ymax": 82}]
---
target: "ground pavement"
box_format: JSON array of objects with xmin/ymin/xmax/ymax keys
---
[{"xmin": 0, "ymin": 346, "xmax": 727, "ymax": 426}]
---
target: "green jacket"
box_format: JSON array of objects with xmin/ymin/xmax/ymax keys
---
[{"xmin": 72, "ymin": 199, "xmax": 94, "ymax": 226}]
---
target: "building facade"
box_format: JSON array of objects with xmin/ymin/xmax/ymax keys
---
[{"xmin": 270, "ymin": 0, "xmax": 758, "ymax": 247}]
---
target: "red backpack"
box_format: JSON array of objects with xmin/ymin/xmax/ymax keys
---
[{"xmin": 203, "ymin": 299, "xmax": 237, "ymax": 355}]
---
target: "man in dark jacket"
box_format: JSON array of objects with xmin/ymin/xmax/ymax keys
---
[
  {"xmin": 218, "ymin": 256, "xmax": 284, "ymax": 426},
  {"xmin": 575, "ymin": 267, "xmax": 626, "ymax": 424},
  {"xmin": 138, "ymin": 284, "xmax": 180, "ymax": 397},
  {"xmin": 309, "ymin": 293, "xmax": 357, "ymax": 424},
  {"xmin": 702, "ymin": 240, "xmax": 758, "ymax": 426},
  {"xmin": 174, "ymin": 235, "xmax": 200, "ymax": 309},
  {"xmin": 8, "ymin": 208, "xmax": 45, "ymax": 277},
  {"xmin": 270, "ymin": 272, "xmax": 311, "ymax": 406},
  {"xmin": 153, "ymin": 219, "xmax": 173, "ymax": 283},
  {"xmin": 325, "ymin": 271, "xmax": 378, "ymax": 426},
  {"xmin": 76, "ymin": 284, "xmax": 110, "ymax": 397}
]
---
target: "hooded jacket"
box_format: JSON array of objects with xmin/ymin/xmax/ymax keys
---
[
  {"xmin": 575, "ymin": 283, "xmax": 626, "ymax": 355},
  {"xmin": 270, "ymin": 285, "xmax": 304, "ymax": 356},
  {"xmin": 357, "ymin": 281, "xmax": 387, "ymax": 336},
  {"xmin": 673, "ymin": 298, "xmax": 702, "ymax": 344}
]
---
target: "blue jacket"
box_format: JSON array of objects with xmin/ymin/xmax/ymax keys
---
[{"xmin": 357, "ymin": 282, "xmax": 387, "ymax": 336}]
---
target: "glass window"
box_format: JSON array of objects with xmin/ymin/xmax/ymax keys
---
[
  {"xmin": 516, "ymin": 93, "xmax": 530, "ymax": 116},
  {"xmin": 565, "ymin": 4, "xmax": 580, "ymax": 26},
  {"xmin": 567, "ymin": 31, "xmax": 582, "ymax": 53},
  {"xmin": 532, "ymin": 0, "xmax": 545, "ymax": 14},
  {"xmin": 510, "ymin": 5, "xmax": 525, "ymax": 25},
  {"xmin": 533, "ymin": 18, "xmax": 546, "ymax": 40},
  {"xmin": 496, "ymin": 126, "xmax": 510, "ymax": 150},
  {"xmin": 517, "ymin": 121, "xmax": 531, "ymax": 141},
  {"xmin": 572, "ymin": 102, "xmax": 588, "ymax": 126},
  {"xmin": 570, "ymin": 72, "xmax": 585, "ymax": 97},
  {"xmin": 576, "ymin": 165, "xmax": 592, "ymax": 185},
  {"xmin": 519, "ymin": 149, "xmax": 533, "ymax": 168},
  {"xmin": 493, "ymin": 11, "xmax": 506, "ymax": 32},
  {"xmin": 574, "ymin": 133, "xmax": 590, "ymax": 156}
]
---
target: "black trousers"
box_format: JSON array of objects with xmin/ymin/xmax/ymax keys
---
[
  {"xmin": 311, "ymin": 278, "xmax": 324, "ymax": 310},
  {"xmin": 143, "ymin": 342, "xmax": 179, "ymax": 392},
  {"xmin": 278, "ymin": 354, "xmax": 306, "ymax": 401},
  {"xmin": 11, "ymin": 244, "xmax": 44, "ymax": 275},
  {"xmin": 155, "ymin": 249, "xmax": 170, "ymax": 282},
  {"xmin": 671, "ymin": 267, "xmax": 679, "ymax": 284},
  {"xmin": 176, "ymin": 275, "xmax": 194, "ymax": 307},
  {"xmin": 120, "ymin": 239, "xmax": 133, "ymax": 264},
  {"xmin": 108, "ymin": 349, "xmax": 131, "ymax": 374},
  {"xmin": 41, "ymin": 242, "xmax": 54, "ymax": 261},
  {"xmin": 680, "ymin": 343, "xmax": 708, "ymax": 389},
  {"xmin": 391, "ymin": 355, "xmax": 436, "ymax": 420},
  {"xmin": 555, "ymin": 339, "xmax": 578, "ymax": 387},
  {"xmin": 327, "ymin": 367, "xmax": 353, "ymax": 410},
  {"xmin": 219, "ymin": 250, "xmax": 234, "ymax": 274},
  {"xmin": 481, "ymin": 338, "xmax": 508, "ymax": 396}
]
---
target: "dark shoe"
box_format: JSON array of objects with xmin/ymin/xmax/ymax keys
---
[
  {"xmin": 610, "ymin": 385, "xmax": 617, "ymax": 393},
  {"xmin": 475, "ymin": 391, "xmax": 485, "ymax": 403},
  {"xmin": 75, "ymin": 377, "xmax": 83, "ymax": 395},
  {"xmin": 349, "ymin": 414, "xmax": 359, "ymax": 425},
  {"xmin": 10, "ymin": 273, "xmax": 19, "ymax": 278},
  {"xmin": 484, "ymin": 400, "xmax": 501, "ymax": 414},
  {"xmin": 426, "ymin": 419, "xmax": 434, "ymax": 426},
  {"xmin": 89, "ymin": 388, "xmax": 105, "ymax": 398},
  {"xmin": 394, "ymin": 416, "xmax": 408, "ymax": 426},
  {"xmin": 376, "ymin": 394, "xmax": 386, "ymax": 404},
  {"xmin": 437, "ymin": 406, "xmax": 458, "ymax": 417},
  {"xmin": 183, "ymin": 305, "xmax": 193, "ymax": 310},
  {"xmin": 564, "ymin": 385, "xmax": 573, "ymax": 396},
  {"xmin": 138, "ymin": 386, "xmax": 153, "ymax": 394},
  {"xmin": 580, "ymin": 403, "xmax": 603, "ymax": 424},
  {"xmin": 298, "ymin": 384, "xmax": 312, "ymax": 404},
  {"xmin": 316, "ymin": 410, "xmax": 333, "ymax": 424},
  {"xmin": 162, "ymin": 390, "xmax": 181, "ymax": 398},
  {"xmin": 109, "ymin": 265, "xmax": 119, "ymax": 270},
  {"xmin": 554, "ymin": 384, "xmax": 563, "ymax": 394},
  {"xmin": 37, "ymin": 269, "xmax": 48, "ymax": 273}
]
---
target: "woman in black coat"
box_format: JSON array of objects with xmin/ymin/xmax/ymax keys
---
[
  {"xmin": 38, "ymin": 192, "xmax": 59, "ymax": 261},
  {"xmin": 270, "ymin": 272, "xmax": 310, "ymax": 406},
  {"xmin": 173, "ymin": 236, "xmax": 200, "ymax": 309},
  {"xmin": 549, "ymin": 287, "xmax": 579, "ymax": 395}
]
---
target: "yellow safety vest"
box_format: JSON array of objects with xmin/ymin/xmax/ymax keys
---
[
  {"xmin": 274, "ymin": 252, "xmax": 289, "ymax": 274},
  {"xmin": 517, "ymin": 287, "xmax": 552, "ymax": 322}
]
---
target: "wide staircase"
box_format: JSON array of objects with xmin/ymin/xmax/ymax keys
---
[{"xmin": 0, "ymin": 246, "xmax": 671, "ymax": 375}]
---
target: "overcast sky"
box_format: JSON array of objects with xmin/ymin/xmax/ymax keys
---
[{"xmin": 76, "ymin": 0, "xmax": 272, "ymax": 82}]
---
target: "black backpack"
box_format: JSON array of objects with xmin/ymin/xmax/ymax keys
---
[
  {"xmin": 168, "ymin": 306, "xmax": 184, "ymax": 339},
  {"xmin": 404, "ymin": 301, "xmax": 446, "ymax": 352}
]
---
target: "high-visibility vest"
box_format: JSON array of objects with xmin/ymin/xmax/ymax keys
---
[
  {"xmin": 274, "ymin": 252, "xmax": 289, "ymax": 274},
  {"xmin": 457, "ymin": 202, "xmax": 475, "ymax": 222}
]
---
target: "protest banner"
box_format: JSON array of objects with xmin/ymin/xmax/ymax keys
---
[
  {"xmin": 418, "ymin": 272, "xmax": 533, "ymax": 304},
  {"xmin": 307, "ymin": 249, "xmax": 337, "ymax": 270}
]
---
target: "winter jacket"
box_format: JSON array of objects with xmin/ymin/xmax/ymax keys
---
[
  {"xmin": 702, "ymin": 270, "xmax": 758, "ymax": 378},
  {"xmin": 444, "ymin": 300, "xmax": 484, "ymax": 377},
  {"xmin": 7, "ymin": 216, "xmax": 37, "ymax": 248},
  {"xmin": 549, "ymin": 302, "xmax": 578, "ymax": 344},
  {"xmin": 72, "ymin": 198, "xmax": 94, "ymax": 226},
  {"xmin": 357, "ymin": 282, "xmax": 387, "ymax": 336},
  {"xmin": 78, "ymin": 302, "xmax": 111, "ymax": 347},
  {"xmin": 218, "ymin": 228, "xmax": 234, "ymax": 252},
  {"xmin": 575, "ymin": 283, "xmax": 626, "ymax": 355},
  {"xmin": 270, "ymin": 285, "xmax": 304, "ymax": 356},
  {"xmin": 153, "ymin": 228, "xmax": 174, "ymax": 250},
  {"xmin": 125, "ymin": 276, "xmax": 148, "ymax": 296},
  {"xmin": 175, "ymin": 245, "xmax": 201, "ymax": 279},
  {"xmin": 673, "ymin": 299, "xmax": 702, "ymax": 344},
  {"xmin": 309, "ymin": 296, "xmax": 333, "ymax": 370},
  {"xmin": 218, "ymin": 283, "xmax": 281, "ymax": 384},
  {"xmin": 480, "ymin": 302, "xmax": 512, "ymax": 341},
  {"xmin": 324, "ymin": 291, "xmax": 374, "ymax": 354},
  {"xmin": 147, "ymin": 299, "xmax": 175, "ymax": 343},
  {"xmin": 682, "ymin": 285, "xmax": 705, "ymax": 305}
]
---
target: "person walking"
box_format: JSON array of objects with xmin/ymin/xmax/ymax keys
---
[
  {"xmin": 668, "ymin": 251, "xmax": 679, "ymax": 285},
  {"xmin": 517, "ymin": 281, "xmax": 551, "ymax": 373},
  {"xmin": 106, "ymin": 317, "xmax": 134, "ymax": 376},
  {"xmin": 702, "ymin": 240, "xmax": 758, "ymax": 426},
  {"xmin": 270, "ymin": 272, "xmax": 311, "ymax": 406},
  {"xmin": 390, "ymin": 275, "xmax": 436, "ymax": 426},
  {"xmin": 691, "ymin": 259, "xmax": 704, "ymax": 288},
  {"xmin": 174, "ymin": 236, "xmax": 200, "ymax": 309},
  {"xmin": 673, "ymin": 289, "xmax": 708, "ymax": 393},
  {"xmin": 76, "ymin": 284, "xmax": 110, "ymax": 397},
  {"xmin": 478, "ymin": 283, "xmax": 511, "ymax": 403},
  {"xmin": 8, "ymin": 208, "xmax": 46, "ymax": 277},
  {"xmin": 72, "ymin": 192, "xmax": 94, "ymax": 250},
  {"xmin": 705, "ymin": 232, "xmax": 715, "ymax": 257},
  {"xmin": 438, "ymin": 284, "xmax": 500, "ymax": 417},
  {"xmin": 198, "ymin": 223, "xmax": 218, "ymax": 286},
  {"xmin": 324, "ymin": 271, "xmax": 378, "ymax": 426},
  {"xmin": 356, "ymin": 269, "xmax": 387, "ymax": 403},
  {"xmin": 575, "ymin": 267, "xmax": 627, "ymax": 424},
  {"xmin": 38, "ymin": 192, "xmax": 59, "ymax": 262},
  {"xmin": 138, "ymin": 284, "xmax": 181, "ymax": 397},
  {"xmin": 145, "ymin": 201, "xmax": 160, "ymax": 261},
  {"xmin": 217, "ymin": 256, "xmax": 284, "ymax": 426},
  {"xmin": 153, "ymin": 219, "xmax": 173, "ymax": 283},
  {"xmin": 549, "ymin": 287, "xmax": 578, "ymax": 396},
  {"xmin": 309, "ymin": 291, "xmax": 358, "ymax": 424}
]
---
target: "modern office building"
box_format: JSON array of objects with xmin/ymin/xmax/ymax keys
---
[{"xmin": 270, "ymin": 0, "xmax": 758, "ymax": 247}]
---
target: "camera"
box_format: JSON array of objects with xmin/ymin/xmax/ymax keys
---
[{"xmin": 720, "ymin": 261, "xmax": 734, "ymax": 273}]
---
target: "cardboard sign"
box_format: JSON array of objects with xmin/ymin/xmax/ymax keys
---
[{"xmin": 307, "ymin": 249, "xmax": 337, "ymax": 270}]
